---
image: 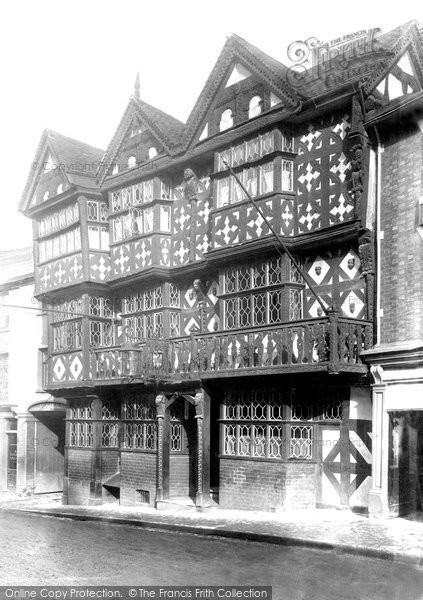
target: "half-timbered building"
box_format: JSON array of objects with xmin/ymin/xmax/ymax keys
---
[{"xmin": 18, "ymin": 21, "xmax": 423, "ymax": 513}]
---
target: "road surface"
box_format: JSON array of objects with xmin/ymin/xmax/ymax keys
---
[{"xmin": 0, "ymin": 511, "xmax": 422, "ymax": 599}]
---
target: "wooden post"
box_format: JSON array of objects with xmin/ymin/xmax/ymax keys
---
[
  {"xmin": 194, "ymin": 388, "xmax": 211, "ymax": 508},
  {"xmin": 89, "ymin": 396, "xmax": 103, "ymax": 505},
  {"xmin": 327, "ymin": 307, "xmax": 340, "ymax": 374},
  {"xmin": 155, "ymin": 394, "xmax": 169, "ymax": 502}
]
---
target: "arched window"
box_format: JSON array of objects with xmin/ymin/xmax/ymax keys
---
[
  {"xmin": 57, "ymin": 184, "xmax": 63, "ymax": 195},
  {"xmin": 148, "ymin": 147, "xmax": 158, "ymax": 159},
  {"xmin": 112, "ymin": 163, "xmax": 119, "ymax": 175},
  {"xmin": 220, "ymin": 109, "xmax": 233, "ymax": 132},
  {"xmin": 127, "ymin": 156, "xmax": 137, "ymax": 169},
  {"xmin": 249, "ymin": 96, "xmax": 262, "ymax": 119}
]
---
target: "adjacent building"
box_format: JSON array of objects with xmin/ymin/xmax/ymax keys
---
[
  {"xmin": 18, "ymin": 21, "xmax": 423, "ymax": 514},
  {"xmin": 0, "ymin": 247, "xmax": 65, "ymax": 496}
]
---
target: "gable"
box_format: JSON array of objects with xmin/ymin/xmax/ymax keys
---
[
  {"xmin": 98, "ymin": 97, "xmax": 185, "ymax": 183},
  {"xmin": 375, "ymin": 51, "xmax": 421, "ymax": 102},
  {"xmin": 225, "ymin": 63, "xmax": 252, "ymax": 87},
  {"xmin": 191, "ymin": 60, "xmax": 289, "ymax": 144},
  {"xmin": 107, "ymin": 117, "xmax": 165, "ymax": 177},
  {"xmin": 27, "ymin": 143, "xmax": 71, "ymax": 208},
  {"xmin": 184, "ymin": 34, "xmax": 302, "ymax": 150}
]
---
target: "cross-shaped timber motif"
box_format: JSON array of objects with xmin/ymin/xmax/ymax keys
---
[
  {"xmin": 298, "ymin": 163, "xmax": 320, "ymax": 192},
  {"xmin": 330, "ymin": 153, "xmax": 350, "ymax": 182},
  {"xmin": 175, "ymin": 241, "xmax": 189, "ymax": 263},
  {"xmin": 330, "ymin": 194, "xmax": 353, "ymax": 220},
  {"xmin": 221, "ymin": 216, "xmax": 238, "ymax": 245},
  {"xmin": 115, "ymin": 246, "xmax": 130, "ymax": 273},
  {"xmin": 332, "ymin": 115, "xmax": 351, "ymax": 140},
  {"xmin": 55, "ymin": 263, "xmax": 66, "ymax": 284},
  {"xmin": 70, "ymin": 257, "xmax": 82, "ymax": 280},
  {"xmin": 299, "ymin": 203, "xmax": 320, "ymax": 230}
]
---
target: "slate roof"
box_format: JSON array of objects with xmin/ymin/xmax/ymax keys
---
[
  {"xmin": 0, "ymin": 247, "xmax": 34, "ymax": 287},
  {"xmin": 45, "ymin": 129, "xmax": 105, "ymax": 181},
  {"xmin": 132, "ymin": 97, "xmax": 185, "ymax": 147}
]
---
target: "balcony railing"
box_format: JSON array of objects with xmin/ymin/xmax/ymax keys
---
[{"xmin": 89, "ymin": 312, "xmax": 373, "ymax": 382}]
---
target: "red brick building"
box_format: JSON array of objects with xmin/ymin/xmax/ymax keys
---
[{"xmin": 18, "ymin": 22, "xmax": 423, "ymax": 514}]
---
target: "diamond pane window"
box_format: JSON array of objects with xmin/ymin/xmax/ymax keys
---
[
  {"xmin": 224, "ymin": 268, "xmax": 237, "ymax": 293},
  {"xmin": 269, "ymin": 290, "xmax": 282, "ymax": 323},
  {"xmin": 169, "ymin": 284, "xmax": 180, "ymax": 307},
  {"xmin": 232, "ymin": 175, "xmax": 246, "ymax": 203},
  {"xmin": 87, "ymin": 201, "xmax": 99, "ymax": 221},
  {"xmin": 238, "ymin": 296, "xmax": 251, "ymax": 327},
  {"xmin": 289, "ymin": 289, "xmax": 303, "ymax": 321},
  {"xmin": 238, "ymin": 265, "xmax": 251, "ymax": 291},
  {"xmin": 224, "ymin": 424, "xmax": 236, "ymax": 455},
  {"xmin": 238, "ymin": 425, "xmax": 251, "ymax": 456},
  {"xmin": 224, "ymin": 298, "xmax": 237, "ymax": 329},
  {"xmin": 289, "ymin": 426, "xmax": 313, "ymax": 459},
  {"xmin": 232, "ymin": 143, "xmax": 245, "ymax": 167},
  {"xmin": 269, "ymin": 426, "xmax": 283, "ymax": 458},
  {"xmin": 259, "ymin": 162, "xmax": 274, "ymax": 195},
  {"xmin": 217, "ymin": 177, "xmax": 230, "ymax": 208},
  {"xmin": 252, "ymin": 425, "xmax": 266, "ymax": 457},
  {"xmin": 261, "ymin": 131, "xmax": 275, "ymax": 155},
  {"xmin": 170, "ymin": 312, "xmax": 180, "ymax": 337},
  {"xmin": 246, "ymin": 138, "xmax": 260, "ymax": 161},
  {"xmin": 282, "ymin": 160, "xmax": 294, "ymax": 192},
  {"xmin": 218, "ymin": 148, "xmax": 232, "ymax": 171},
  {"xmin": 253, "ymin": 293, "xmax": 266, "ymax": 325},
  {"xmin": 244, "ymin": 167, "xmax": 258, "ymax": 197}
]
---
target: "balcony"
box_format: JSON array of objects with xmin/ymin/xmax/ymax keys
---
[{"xmin": 90, "ymin": 312, "xmax": 373, "ymax": 383}]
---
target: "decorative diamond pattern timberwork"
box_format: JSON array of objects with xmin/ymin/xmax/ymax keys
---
[{"xmin": 90, "ymin": 254, "xmax": 111, "ymax": 282}]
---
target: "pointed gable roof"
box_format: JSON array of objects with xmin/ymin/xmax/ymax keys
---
[
  {"xmin": 19, "ymin": 129, "xmax": 105, "ymax": 213},
  {"xmin": 182, "ymin": 33, "xmax": 303, "ymax": 150},
  {"xmin": 362, "ymin": 21, "xmax": 423, "ymax": 96},
  {"xmin": 97, "ymin": 96, "xmax": 185, "ymax": 184}
]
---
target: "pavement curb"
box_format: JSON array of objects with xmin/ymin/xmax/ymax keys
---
[{"xmin": 3, "ymin": 506, "xmax": 422, "ymax": 567}]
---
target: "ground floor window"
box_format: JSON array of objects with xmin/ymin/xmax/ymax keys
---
[{"xmin": 221, "ymin": 389, "xmax": 342, "ymax": 460}]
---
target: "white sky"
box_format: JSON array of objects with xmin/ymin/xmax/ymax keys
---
[{"xmin": 0, "ymin": 0, "xmax": 421, "ymax": 251}]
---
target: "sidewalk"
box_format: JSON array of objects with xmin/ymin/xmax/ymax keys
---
[{"xmin": 1, "ymin": 493, "xmax": 423, "ymax": 566}]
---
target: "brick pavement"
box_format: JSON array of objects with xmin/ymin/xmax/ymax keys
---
[{"xmin": 1, "ymin": 492, "xmax": 423, "ymax": 565}]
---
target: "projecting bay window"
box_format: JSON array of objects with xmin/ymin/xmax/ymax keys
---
[
  {"xmin": 216, "ymin": 161, "xmax": 276, "ymax": 208},
  {"xmin": 69, "ymin": 403, "xmax": 93, "ymax": 448},
  {"xmin": 88, "ymin": 225, "xmax": 109, "ymax": 250},
  {"xmin": 89, "ymin": 296, "xmax": 114, "ymax": 348},
  {"xmin": 221, "ymin": 390, "xmax": 342, "ymax": 461},
  {"xmin": 222, "ymin": 257, "xmax": 303, "ymax": 329},
  {"xmin": 122, "ymin": 286, "xmax": 164, "ymax": 341},
  {"xmin": 216, "ymin": 130, "xmax": 294, "ymax": 172},
  {"xmin": 122, "ymin": 395, "xmax": 157, "ymax": 451},
  {"xmin": 110, "ymin": 179, "xmax": 170, "ymax": 213},
  {"xmin": 111, "ymin": 206, "xmax": 154, "ymax": 242},
  {"xmin": 38, "ymin": 226, "xmax": 81, "ymax": 263},
  {"xmin": 38, "ymin": 203, "xmax": 79, "ymax": 237}
]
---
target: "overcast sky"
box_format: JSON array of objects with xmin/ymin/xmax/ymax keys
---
[{"xmin": 0, "ymin": 0, "xmax": 420, "ymax": 251}]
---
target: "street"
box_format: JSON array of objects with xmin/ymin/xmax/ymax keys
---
[{"xmin": 0, "ymin": 511, "xmax": 422, "ymax": 599}]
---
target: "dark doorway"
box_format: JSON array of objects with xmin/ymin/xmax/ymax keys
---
[
  {"xmin": 31, "ymin": 411, "xmax": 65, "ymax": 493},
  {"xmin": 388, "ymin": 411, "xmax": 423, "ymax": 517}
]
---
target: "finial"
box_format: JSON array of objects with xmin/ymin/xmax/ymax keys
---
[{"xmin": 134, "ymin": 71, "xmax": 140, "ymax": 99}]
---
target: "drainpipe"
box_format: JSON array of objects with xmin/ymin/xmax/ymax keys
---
[{"xmin": 373, "ymin": 125, "xmax": 382, "ymax": 346}]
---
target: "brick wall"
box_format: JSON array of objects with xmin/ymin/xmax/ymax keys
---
[
  {"xmin": 101, "ymin": 450, "xmax": 119, "ymax": 482},
  {"xmin": 219, "ymin": 458, "xmax": 317, "ymax": 511},
  {"xmin": 120, "ymin": 451, "xmax": 157, "ymax": 506},
  {"xmin": 66, "ymin": 449, "xmax": 92, "ymax": 504},
  {"xmin": 380, "ymin": 126, "xmax": 423, "ymax": 343}
]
